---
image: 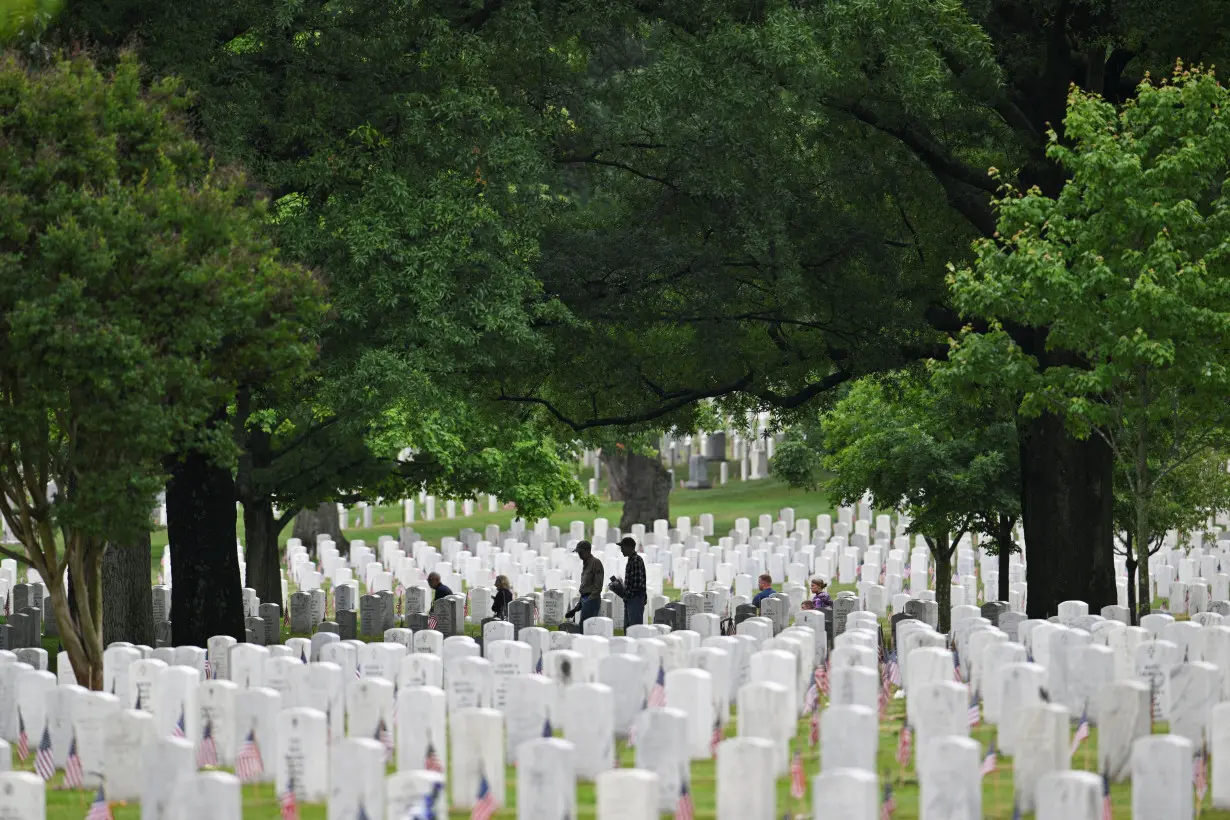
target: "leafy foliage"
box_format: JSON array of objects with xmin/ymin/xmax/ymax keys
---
[
  {"xmin": 0, "ymin": 53, "xmax": 321, "ymax": 685},
  {"xmin": 948, "ymin": 66, "xmax": 1230, "ymax": 616}
]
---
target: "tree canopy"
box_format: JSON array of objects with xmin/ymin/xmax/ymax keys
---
[{"xmin": 0, "ymin": 52, "xmax": 321, "ymax": 685}]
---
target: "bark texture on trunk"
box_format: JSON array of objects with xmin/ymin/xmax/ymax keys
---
[
  {"xmin": 1125, "ymin": 534, "xmax": 1140, "ymax": 625},
  {"xmin": 996, "ymin": 516, "xmax": 1012, "ymax": 604},
  {"xmin": 931, "ymin": 536, "xmax": 952, "ymax": 634},
  {"xmin": 101, "ymin": 533, "xmax": 155, "ymax": 647},
  {"xmin": 243, "ymin": 496, "xmax": 283, "ymax": 611},
  {"xmin": 1018, "ymin": 413, "xmax": 1116, "ymax": 619},
  {"xmin": 292, "ymin": 502, "xmax": 349, "ymax": 557},
  {"xmin": 603, "ymin": 449, "xmax": 670, "ymax": 530},
  {"xmin": 166, "ymin": 447, "xmax": 246, "ymax": 647}
]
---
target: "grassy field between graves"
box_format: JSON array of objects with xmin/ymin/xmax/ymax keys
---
[{"xmin": 13, "ymin": 473, "xmax": 1216, "ymax": 818}]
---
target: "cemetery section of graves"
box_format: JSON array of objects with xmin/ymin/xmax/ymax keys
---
[{"xmin": 4, "ymin": 494, "xmax": 1230, "ymax": 818}]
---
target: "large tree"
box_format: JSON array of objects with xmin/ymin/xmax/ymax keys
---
[
  {"xmin": 56, "ymin": 0, "xmax": 584, "ymax": 623},
  {"xmin": 0, "ymin": 53, "xmax": 319, "ymax": 684},
  {"xmin": 949, "ymin": 67, "xmax": 1230, "ymax": 621}
]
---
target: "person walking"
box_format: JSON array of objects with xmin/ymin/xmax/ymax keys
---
[
  {"xmin": 565, "ymin": 540, "xmax": 604, "ymax": 625},
  {"xmin": 616, "ymin": 536, "xmax": 647, "ymax": 628}
]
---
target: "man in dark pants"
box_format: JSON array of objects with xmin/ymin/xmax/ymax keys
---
[
  {"xmin": 617, "ymin": 536, "xmax": 647, "ymax": 628},
  {"xmin": 565, "ymin": 540, "xmax": 604, "ymax": 624}
]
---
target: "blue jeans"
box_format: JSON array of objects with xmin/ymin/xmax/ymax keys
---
[
  {"xmin": 623, "ymin": 595, "xmax": 646, "ymax": 628},
  {"xmin": 579, "ymin": 595, "xmax": 602, "ymax": 623}
]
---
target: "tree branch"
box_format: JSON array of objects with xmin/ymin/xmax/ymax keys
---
[
  {"xmin": 555, "ymin": 153, "xmax": 679, "ymax": 190},
  {"xmin": 498, "ymin": 372, "xmax": 756, "ymax": 432}
]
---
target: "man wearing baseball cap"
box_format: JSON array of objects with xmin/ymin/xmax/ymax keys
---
[
  {"xmin": 616, "ymin": 536, "xmax": 647, "ymax": 627},
  {"xmin": 565, "ymin": 540, "xmax": 604, "ymax": 624}
]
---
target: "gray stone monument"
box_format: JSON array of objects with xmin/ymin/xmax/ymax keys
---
[
  {"xmin": 337, "ymin": 610, "xmax": 357, "ymax": 641},
  {"xmin": 684, "ymin": 454, "xmax": 711, "ymax": 490},
  {"xmin": 258, "ymin": 603, "xmax": 281, "ymax": 645},
  {"xmin": 244, "ymin": 616, "xmax": 266, "ymax": 646},
  {"xmin": 289, "ymin": 592, "xmax": 313, "ymax": 634}
]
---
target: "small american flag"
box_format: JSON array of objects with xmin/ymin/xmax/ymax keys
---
[
  {"xmin": 979, "ymin": 741, "xmax": 997, "ymax": 776},
  {"xmin": 802, "ymin": 682, "xmax": 819, "ymax": 715},
  {"xmin": 86, "ymin": 785, "xmax": 114, "ymax": 820},
  {"xmin": 535, "ymin": 654, "xmax": 544, "ymax": 674},
  {"xmin": 300, "ymin": 647, "xmax": 308, "ymax": 664},
  {"xmin": 236, "ymin": 729, "xmax": 264, "ymax": 781},
  {"xmin": 1102, "ymin": 768, "xmax": 1113, "ymax": 820},
  {"xmin": 17, "ymin": 708, "xmax": 28, "ymax": 760},
  {"xmin": 809, "ymin": 711, "xmax": 819, "ymax": 746},
  {"xmin": 1070, "ymin": 709, "xmax": 1091, "ymax": 756},
  {"xmin": 1195, "ymin": 744, "xmax": 1208, "ymax": 805},
  {"xmin": 203, "ymin": 659, "xmax": 213, "ymax": 680},
  {"xmin": 887, "ymin": 651, "xmax": 901, "ymax": 687},
  {"xmin": 64, "ymin": 733, "xmax": 85, "ymax": 788},
  {"xmin": 967, "ymin": 693, "xmax": 981, "ymax": 728},
  {"xmin": 283, "ymin": 604, "xmax": 290, "ymax": 626},
  {"xmin": 879, "ymin": 677, "xmax": 889, "ymax": 720},
  {"xmin": 881, "ymin": 783, "xmax": 896, "ymax": 820},
  {"xmin": 424, "ymin": 740, "xmax": 444, "ymax": 773},
  {"xmin": 471, "ymin": 773, "xmax": 498, "ymax": 820},
  {"xmin": 896, "ymin": 725, "xmax": 911, "ymax": 769},
  {"xmin": 709, "ymin": 716, "xmax": 722, "ymax": 758},
  {"xmin": 172, "ymin": 707, "xmax": 187, "ymax": 739},
  {"xmin": 648, "ymin": 664, "xmax": 667, "ymax": 708},
  {"xmin": 952, "ymin": 648, "xmax": 962, "ymax": 683},
  {"xmin": 427, "ymin": 615, "xmax": 438, "ymax": 630},
  {"xmin": 789, "ymin": 750, "xmax": 806, "ymax": 799},
  {"xmin": 815, "ymin": 662, "xmax": 830, "ymax": 697},
  {"xmin": 675, "ymin": 779, "xmax": 695, "ymax": 820},
  {"xmin": 542, "ymin": 718, "xmax": 553, "ymax": 738},
  {"xmin": 375, "ymin": 718, "xmax": 393, "ymax": 761},
  {"xmin": 280, "ymin": 775, "xmax": 300, "ymax": 820},
  {"xmin": 35, "ymin": 724, "xmax": 55, "ymax": 781},
  {"xmin": 198, "ymin": 719, "xmax": 218, "ymax": 768}
]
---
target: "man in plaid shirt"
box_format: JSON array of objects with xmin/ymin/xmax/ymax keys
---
[{"xmin": 618, "ymin": 536, "xmax": 648, "ymax": 627}]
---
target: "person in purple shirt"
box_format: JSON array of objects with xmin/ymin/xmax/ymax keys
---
[{"xmin": 810, "ymin": 577, "xmax": 834, "ymax": 610}]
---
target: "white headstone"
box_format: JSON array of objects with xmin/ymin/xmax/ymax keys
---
[
  {"xmin": 395, "ymin": 685, "xmax": 447, "ymax": 774},
  {"xmin": 595, "ymin": 769, "xmax": 659, "ymax": 820},
  {"xmin": 1013, "ymin": 703, "xmax": 1070, "ymax": 813},
  {"xmin": 1131, "ymin": 734, "xmax": 1193, "ymax": 818},
  {"xmin": 450, "ymin": 708, "xmax": 506, "ymax": 809},
  {"xmin": 515, "ymin": 737, "xmax": 577, "ymax": 820},
  {"xmin": 715, "ymin": 737, "xmax": 776, "ymax": 820}
]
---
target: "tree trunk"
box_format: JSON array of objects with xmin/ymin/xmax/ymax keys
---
[
  {"xmin": 996, "ymin": 515, "xmax": 1012, "ymax": 603},
  {"xmin": 101, "ymin": 534, "xmax": 155, "ymax": 647},
  {"xmin": 930, "ymin": 535, "xmax": 953, "ymax": 634},
  {"xmin": 242, "ymin": 496, "xmax": 284, "ymax": 612},
  {"xmin": 1124, "ymin": 533, "xmax": 1139, "ymax": 626},
  {"xmin": 166, "ymin": 445, "xmax": 245, "ymax": 647},
  {"xmin": 603, "ymin": 449, "xmax": 670, "ymax": 530},
  {"xmin": 1135, "ymin": 540, "xmax": 1152, "ymax": 619},
  {"xmin": 292, "ymin": 502, "xmax": 349, "ymax": 557},
  {"xmin": 1018, "ymin": 413, "xmax": 1116, "ymax": 619}
]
